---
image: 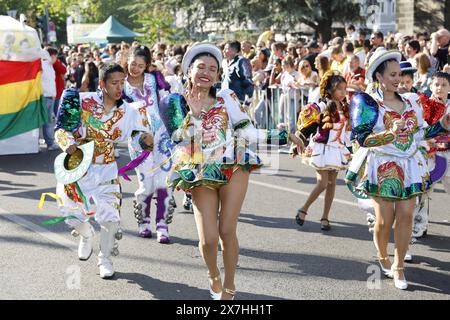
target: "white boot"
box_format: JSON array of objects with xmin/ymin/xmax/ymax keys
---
[
  {"xmin": 98, "ymin": 222, "xmax": 119, "ymax": 279},
  {"xmin": 74, "ymin": 222, "xmax": 95, "ymax": 261}
]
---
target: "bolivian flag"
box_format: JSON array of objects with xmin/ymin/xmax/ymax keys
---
[{"xmin": 0, "ymin": 59, "xmax": 48, "ymax": 140}]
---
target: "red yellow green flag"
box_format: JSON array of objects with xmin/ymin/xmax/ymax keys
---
[{"xmin": 0, "ymin": 59, "xmax": 48, "ymax": 140}]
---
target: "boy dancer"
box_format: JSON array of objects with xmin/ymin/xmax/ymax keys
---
[{"xmin": 54, "ymin": 63, "xmax": 153, "ymax": 278}]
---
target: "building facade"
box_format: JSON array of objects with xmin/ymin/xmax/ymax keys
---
[
  {"xmin": 396, "ymin": 0, "xmax": 447, "ymax": 35},
  {"xmin": 358, "ymin": 0, "xmax": 397, "ymax": 35}
]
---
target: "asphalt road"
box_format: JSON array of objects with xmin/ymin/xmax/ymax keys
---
[{"xmin": 0, "ymin": 143, "xmax": 449, "ymax": 300}]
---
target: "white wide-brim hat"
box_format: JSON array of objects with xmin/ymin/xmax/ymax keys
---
[
  {"xmin": 54, "ymin": 141, "xmax": 94, "ymax": 185},
  {"xmin": 181, "ymin": 43, "xmax": 223, "ymax": 75},
  {"xmin": 366, "ymin": 48, "xmax": 402, "ymax": 81}
]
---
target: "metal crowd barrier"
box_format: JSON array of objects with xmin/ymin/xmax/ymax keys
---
[{"xmin": 251, "ymin": 86, "xmax": 309, "ymax": 131}]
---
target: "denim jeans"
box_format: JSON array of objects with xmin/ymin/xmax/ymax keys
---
[
  {"xmin": 42, "ymin": 97, "xmax": 55, "ymax": 146},
  {"xmin": 254, "ymin": 99, "xmax": 267, "ymax": 129},
  {"xmin": 53, "ymin": 98, "xmax": 60, "ymax": 118}
]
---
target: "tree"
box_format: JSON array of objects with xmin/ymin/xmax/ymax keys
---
[
  {"xmin": 82, "ymin": 0, "xmax": 139, "ymax": 30},
  {"xmin": 445, "ymin": 0, "xmax": 450, "ymax": 30},
  {"xmin": 136, "ymin": 9, "xmax": 177, "ymax": 44},
  {"xmin": 243, "ymin": 0, "xmax": 362, "ymax": 42},
  {"xmin": 124, "ymin": 0, "xmax": 362, "ymax": 43}
]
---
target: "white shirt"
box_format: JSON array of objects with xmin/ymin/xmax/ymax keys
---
[{"xmin": 41, "ymin": 51, "xmax": 56, "ymax": 98}]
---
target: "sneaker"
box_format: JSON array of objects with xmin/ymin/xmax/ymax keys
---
[
  {"xmin": 404, "ymin": 251, "xmax": 413, "ymax": 262},
  {"xmin": 47, "ymin": 144, "xmax": 60, "ymax": 151}
]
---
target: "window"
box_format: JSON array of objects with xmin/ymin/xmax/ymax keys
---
[{"xmin": 381, "ymin": 1, "xmax": 384, "ymax": 13}]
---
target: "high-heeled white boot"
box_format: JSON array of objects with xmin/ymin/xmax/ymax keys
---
[
  {"xmin": 73, "ymin": 222, "xmax": 95, "ymax": 261},
  {"xmin": 98, "ymin": 222, "xmax": 119, "ymax": 279}
]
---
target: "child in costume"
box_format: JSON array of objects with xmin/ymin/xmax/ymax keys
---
[{"xmin": 291, "ymin": 71, "xmax": 351, "ymax": 231}]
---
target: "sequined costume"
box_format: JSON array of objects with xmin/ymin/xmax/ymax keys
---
[
  {"xmin": 437, "ymin": 100, "xmax": 450, "ymax": 194},
  {"xmin": 353, "ymin": 93, "xmax": 449, "ymax": 263},
  {"xmin": 346, "ymin": 89, "xmax": 448, "ymax": 200},
  {"xmin": 54, "ymin": 90, "xmax": 149, "ymax": 227},
  {"xmin": 53, "ymin": 89, "xmax": 150, "ymax": 278},
  {"xmin": 294, "ymin": 101, "xmax": 351, "ymax": 171},
  {"xmin": 167, "ymin": 89, "xmax": 287, "ymax": 191},
  {"xmin": 124, "ymin": 72, "xmax": 175, "ymax": 241}
]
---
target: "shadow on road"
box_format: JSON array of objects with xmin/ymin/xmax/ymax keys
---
[
  {"xmin": 239, "ymin": 212, "xmax": 373, "ymax": 242},
  {"xmin": 401, "ymin": 265, "xmax": 450, "ymax": 294},
  {"xmin": 115, "ymin": 272, "xmax": 207, "ymax": 299},
  {"xmin": 115, "ymin": 272, "xmax": 283, "ymax": 300},
  {"xmin": 0, "ymin": 145, "xmax": 131, "ymax": 176},
  {"xmin": 0, "ymin": 234, "xmax": 70, "ymax": 251}
]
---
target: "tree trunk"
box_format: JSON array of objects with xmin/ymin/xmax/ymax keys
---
[
  {"xmin": 445, "ymin": 0, "xmax": 450, "ymax": 29},
  {"xmin": 316, "ymin": 18, "xmax": 332, "ymax": 43}
]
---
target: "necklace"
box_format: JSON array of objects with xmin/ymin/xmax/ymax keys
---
[{"xmin": 128, "ymin": 75, "xmax": 144, "ymax": 88}]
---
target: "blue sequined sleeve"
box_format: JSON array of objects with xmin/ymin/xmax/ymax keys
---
[
  {"xmin": 349, "ymin": 92, "xmax": 379, "ymax": 146},
  {"xmin": 423, "ymin": 120, "xmax": 448, "ymax": 139},
  {"xmin": 159, "ymin": 93, "xmax": 188, "ymax": 141},
  {"xmin": 55, "ymin": 88, "xmax": 81, "ymax": 131}
]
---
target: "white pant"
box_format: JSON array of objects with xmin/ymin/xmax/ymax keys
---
[{"xmin": 57, "ymin": 163, "xmax": 121, "ymax": 227}]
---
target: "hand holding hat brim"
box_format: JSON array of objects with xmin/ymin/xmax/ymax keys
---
[{"xmin": 54, "ymin": 141, "xmax": 94, "ymax": 185}]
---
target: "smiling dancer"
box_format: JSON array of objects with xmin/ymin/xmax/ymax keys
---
[
  {"xmin": 123, "ymin": 45, "xmax": 175, "ymax": 243},
  {"xmin": 160, "ymin": 43, "xmax": 288, "ymax": 300},
  {"xmin": 346, "ymin": 48, "xmax": 450, "ymax": 290}
]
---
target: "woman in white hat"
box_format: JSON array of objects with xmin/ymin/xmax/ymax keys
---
[
  {"xmin": 165, "ymin": 43, "xmax": 288, "ymax": 299},
  {"xmin": 346, "ymin": 48, "xmax": 450, "ymax": 289}
]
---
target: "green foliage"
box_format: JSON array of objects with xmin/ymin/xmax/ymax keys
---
[
  {"xmin": 1, "ymin": 0, "xmax": 363, "ymax": 45},
  {"xmin": 136, "ymin": 9, "xmax": 176, "ymax": 45}
]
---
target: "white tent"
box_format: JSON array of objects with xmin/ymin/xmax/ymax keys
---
[{"xmin": 0, "ymin": 15, "xmax": 42, "ymax": 155}]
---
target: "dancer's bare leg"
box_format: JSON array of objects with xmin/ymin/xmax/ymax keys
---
[
  {"xmin": 372, "ymin": 196, "xmax": 395, "ymax": 270},
  {"xmin": 322, "ymin": 170, "xmax": 338, "ymax": 221},
  {"xmin": 298, "ymin": 170, "xmax": 330, "ymax": 220},
  {"xmin": 191, "ymin": 186, "xmax": 221, "ymax": 293},
  {"xmin": 393, "ymin": 198, "xmax": 415, "ymax": 280},
  {"xmin": 218, "ymin": 169, "xmax": 250, "ymax": 300}
]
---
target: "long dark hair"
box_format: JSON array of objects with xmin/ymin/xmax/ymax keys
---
[
  {"xmin": 126, "ymin": 45, "xmax": 152, "ymax": 74},
  {"xmin": 186, "ymin": 52, "xmax": 220, "ymax": 98},
  {"xmin": 320, "ymin": 75, "xmax": 348, "ymax": 129}
]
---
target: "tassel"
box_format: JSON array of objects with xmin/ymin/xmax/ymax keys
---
[{"xmin": 118, "ymin": 150, "xmax": 151, "ymax": 181}]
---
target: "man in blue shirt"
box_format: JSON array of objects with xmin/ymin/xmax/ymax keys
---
[{"xmin": 222, "ymin": 41, "xmax": 254, "ymax": 108}]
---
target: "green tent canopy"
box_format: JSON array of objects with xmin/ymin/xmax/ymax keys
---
[{"xmin": 83, "ymin": 16, "xmax": 142, "ymax": 43}]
